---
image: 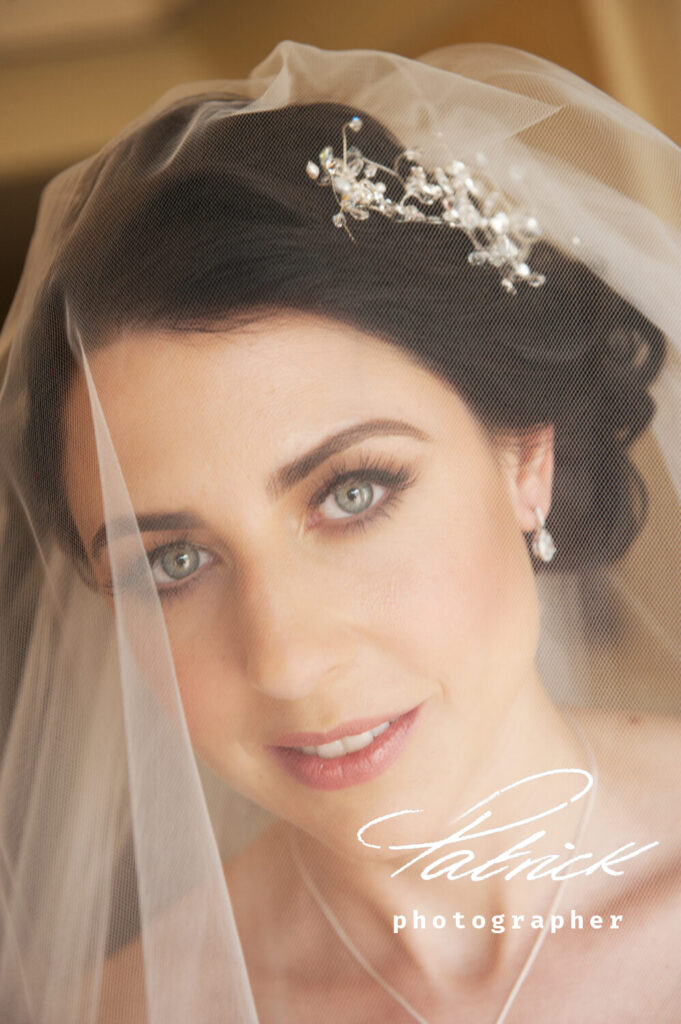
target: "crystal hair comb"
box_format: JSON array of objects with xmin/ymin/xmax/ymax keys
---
[{"xmin": 306, "ymin": 116, "xmax": 546, "ymax": 294}]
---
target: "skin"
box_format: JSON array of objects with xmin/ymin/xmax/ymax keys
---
[
  {"xmin": 66, "ymin": 312, "xmax": 559, "ymax": 841},
  {"xmin": 65, "ymin": 313, "xmax": 680, "ymax": 1022}
]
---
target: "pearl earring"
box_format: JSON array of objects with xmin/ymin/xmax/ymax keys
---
[{"xmin": 531, "ymin": 506, "xmax": 556, "ymax": 562}]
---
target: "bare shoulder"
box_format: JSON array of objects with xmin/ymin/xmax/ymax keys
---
[
  {"xmin": 568, "ymin": 705, "xmax": 681, "ymax": 863},
  {"xmin": 552, "ymin": 705, "xmax": 681, "ymax": 979},
  {"xmin": 569, "ymin": 704, "xmax": 680, "ymax": 780}
]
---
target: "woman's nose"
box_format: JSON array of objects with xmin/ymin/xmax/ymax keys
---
[{"xmin": 233, "ymin": 552, "xmax": 355, "ymax": 700}]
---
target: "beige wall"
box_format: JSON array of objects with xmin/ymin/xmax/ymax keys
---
[
  {"xmin": 2, "ymin": 0, "xmax": 678, "ymax": 329},
  {"xmin": 1, "ymin": 0, "xmax": 679, "ymax": 183},
  {"xmin": 2, "ymin": 0, "xmax": 679, "ymax": 400}
]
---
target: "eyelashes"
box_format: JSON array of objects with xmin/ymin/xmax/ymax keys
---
[
  {"xmin": 307, "ymin": 453, "xmax": 418, "ymax": 534},
  {"xmin": 102, "ymin": 532, "xmax": 209, "ymax": 602},
  {"xmin": 103, "ymin": 453, "xmax": 419, "ymax": 601}
]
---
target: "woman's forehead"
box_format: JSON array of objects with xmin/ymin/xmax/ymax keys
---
[
  {"xmin": 63, "ymin": 312, "xmax": 486, "ymax": 539},
  {"xmin": 75, "ymin": 313, "xmax": 469, "ymax": 447}
]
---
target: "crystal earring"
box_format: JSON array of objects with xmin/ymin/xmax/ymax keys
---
[{"xmin": 531, "ymin": 505, "xmax": 556, "ymax": 562}]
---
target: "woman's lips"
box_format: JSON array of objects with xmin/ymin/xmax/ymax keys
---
[{"xmin": 265, "ymin": 703, "xmax": 424, "ymax": 791}]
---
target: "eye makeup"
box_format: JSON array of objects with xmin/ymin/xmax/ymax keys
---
[
  {"xmin": 102, "ymin": 452, "xmax": 420, "ymax": 601},
  {"xmin": 305, "ymin": 452, "xmax": 419, "ymax": 535}
]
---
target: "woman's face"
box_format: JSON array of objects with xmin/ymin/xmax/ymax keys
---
[{"xmin": 66, "ymin": 314, "xmax": 553, "ymax": 854}]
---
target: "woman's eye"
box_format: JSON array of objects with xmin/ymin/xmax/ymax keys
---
[
  {"xmin": 321, "ymin": 479, "xmax": 387, "ymax": 520},
  {"xmin": 150, "ymin": 542, "xmax": 210, "ymax": 585},
  {"xmin": 309, "ymin": 459, "xmax": 418, "ymax": 530}
]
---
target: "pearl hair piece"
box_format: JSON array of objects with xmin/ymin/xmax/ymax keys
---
[{"xmin": 306, "ymin": 116, "xmax": 546, "ymax": 294}]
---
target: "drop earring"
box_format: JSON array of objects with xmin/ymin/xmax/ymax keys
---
[{"xmin": 531, "ymin": 506, "xmax": 556, "ymax": 562}]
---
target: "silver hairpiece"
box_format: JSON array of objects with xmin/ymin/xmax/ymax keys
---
[{"xmin": 306, "ymin": 116, "xmax": 546, "ymax": 294}]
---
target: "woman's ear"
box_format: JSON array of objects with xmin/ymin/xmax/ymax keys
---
[{"xmin": 495, "ymin": 423, "xmax": 554, "ymax": 533}]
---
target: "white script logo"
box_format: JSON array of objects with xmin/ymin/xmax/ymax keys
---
[{"xmin": 356, "ymin": 769, "xmax": 659, "ymax": 882}]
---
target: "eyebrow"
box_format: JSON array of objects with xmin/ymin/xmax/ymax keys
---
[
  {"xmin": 90, "ymin": 511, "xmax": 203, "ymax": 560},
  {"xmin": 90, "ymin": 418, "xmax": 431, "ymax": 559},
  {"xmin": 267, "ymin": 418, "xmax": 432, "ymax": 498}
]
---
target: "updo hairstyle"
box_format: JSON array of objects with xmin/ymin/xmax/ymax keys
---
[{"xmin": 22, "ymin": 98, "xmax": 666, "ymax": 588}]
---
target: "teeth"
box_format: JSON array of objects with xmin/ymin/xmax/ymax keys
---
[{"xmin": 297, "ymin": 719, "xmax": 394, "ymax": 758}]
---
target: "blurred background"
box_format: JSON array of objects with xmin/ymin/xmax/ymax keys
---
[{"xmin": 1, "ymin": 0, "xmax": 679, "ymax": 324}]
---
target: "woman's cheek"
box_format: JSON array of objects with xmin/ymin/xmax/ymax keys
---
[
  {"xmin": 164, "ymin": 597, "xmax": 244, "ymax": 749},
  {"xmin": 368, "ymin": 485, "xmax": 538, "ymax": 688}
]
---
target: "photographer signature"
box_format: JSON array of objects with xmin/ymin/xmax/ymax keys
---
[{"xmin": 357, "ymin": 769, "xmax": 659, "ymax": 881}]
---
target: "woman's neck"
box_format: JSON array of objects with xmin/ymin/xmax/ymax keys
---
[{"xmin": 285, "ymin": 668, "xmax": 594, "ymax": 983}]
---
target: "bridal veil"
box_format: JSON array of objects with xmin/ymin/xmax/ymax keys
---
[{"xmin": 0, "ymin": 41, "xmax": 679, "ymax": 1022}]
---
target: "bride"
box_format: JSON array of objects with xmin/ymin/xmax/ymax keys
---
[{"xmin": 1, "ymin": 41, "xmax": 679, "ymax": 1023}]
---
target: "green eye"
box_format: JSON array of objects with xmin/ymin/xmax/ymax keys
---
[
  {"xmin": 322, "ymin": 479, "xmax": 384, "ymax": 519},
  {"xmin": 335, "ymin": 481, "xmax": 374, "ymax": 514},
  {"xmin": 152, "ymin": 543, "xmax": 202, "ymax": 583}
]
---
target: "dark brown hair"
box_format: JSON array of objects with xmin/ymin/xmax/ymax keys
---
[{"xmin": 22, "ymin": 98, "xmax": 666, "ymax": 582}]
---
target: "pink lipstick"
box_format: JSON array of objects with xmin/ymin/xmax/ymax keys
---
[{"xmin": 265, "ymin": 702, "xmax": 423, "ymax": 791}]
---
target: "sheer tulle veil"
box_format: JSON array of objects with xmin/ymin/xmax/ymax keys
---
[{"xmin": 0, "ymin": 40, "xmax": 679, "ymax": 1023}]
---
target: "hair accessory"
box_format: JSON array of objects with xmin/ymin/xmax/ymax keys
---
[
  {"xmin": 306, "ymin": 116, "xmax": 546, "ymax": 294},
  {"xmin": 531, "ymin": 505, "xmax": 556, "ymax": 562}
]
